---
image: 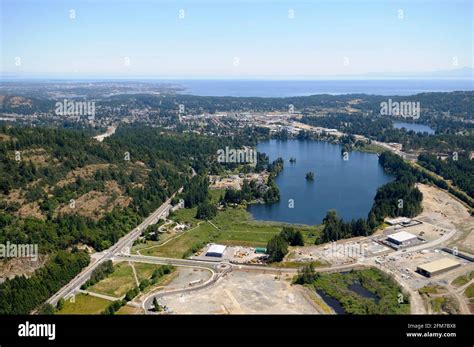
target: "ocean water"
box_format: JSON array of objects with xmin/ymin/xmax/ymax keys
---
[{"xmin": 174, "ymin": 79, "xmax": 474, "ymax": 97}]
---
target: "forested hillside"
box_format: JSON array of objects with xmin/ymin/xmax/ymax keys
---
[{"xmin": 0, "ymin": 124, "xmax": 261, "ymax": 313}]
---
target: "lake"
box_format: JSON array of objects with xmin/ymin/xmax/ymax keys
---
[
  {"xmin": 247, "ymin": 140, "xmax": 394, "ymax": 225},
  {"xmin": 393, "ymin": 122, "xmax": 435, "ymax": 134}
]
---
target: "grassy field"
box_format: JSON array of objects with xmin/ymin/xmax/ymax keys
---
[
  {"xmin": 116, "ymin": 305, "xmax": 143, "ymax": 315},
  {"xmin": 452, "ymin": 271, "xmax": 474, "ymax": 287},
  {"xmin": 142, "ymin": 205, "xmax": 321, "ymax": 258},
  {"xmin": 357, "ymin": 143, "xmax": 386, "ymax": 154},
  {"xmin": 88, "ymin": 262, "xmax": 136, "ymax": 298},
  {"xmin": 133, "ymin": 262, "xmax": 169, "ymax": 282},
  {"xmin": 56, "ymin": 294, "xmax": 110, "ymax": 315},
  {"xmin": 464, "ymin": 284, "xmax": 474, "ymax": 301}
]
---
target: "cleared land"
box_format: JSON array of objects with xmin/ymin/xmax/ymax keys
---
[
  {"xmin": 416, "ymin": 184, "xmax": 473, "ymax": 254},
  {"xmin": 160, "ymin": 271, "xmax": 321, "ymax": 314}
]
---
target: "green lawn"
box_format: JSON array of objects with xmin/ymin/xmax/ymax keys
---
[
  {"xmin": 88, "ymin": 262, "xmax": 136, "ymax": 298},
  {"xmin": 143, "ymin": 205, "xmax": 320, "ymax": 258},
  {"xmin": 56, "ymin": 294, "xmax": 110, "ymax": 315}
]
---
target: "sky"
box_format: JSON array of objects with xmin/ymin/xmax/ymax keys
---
[{"xmin": 0, "ymin": 0, "xmax": 473, "ymax": 79}]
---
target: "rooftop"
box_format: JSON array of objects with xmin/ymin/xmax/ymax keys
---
[
  {"xmin": 387, "ymin": 231, "xmax": 417, "ymax": 243},
  {"xmin": 417, "ymin": 257, "xmax": 460, "ymax": 273},
  {"xmin": 207, "ymin": 244, "xmax": 226, "ymax": 255}
]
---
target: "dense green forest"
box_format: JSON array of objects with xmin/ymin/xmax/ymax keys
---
[
  {"xmin": 0, "ymin": 250, "xmax": 90, "ymax": 314},
  {"xmin": 0, "ymin": 124, "xmax": 264, "ymax": 313},
  {"xmin": 418, "ymin": 153, "xmax": 474, "ymax": 199},
  {"xmin": 0, "ymin": 123, "xmax": 281, "ymax": 313}
]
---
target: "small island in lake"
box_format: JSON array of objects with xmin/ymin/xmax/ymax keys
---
[{"xmin": 305, "ymin": 171, "xmax": 315, "ymax": 181}]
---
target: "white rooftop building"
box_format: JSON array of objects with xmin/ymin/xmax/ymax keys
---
[
  {"xmin": 387, "ymin": 231, "xmax": 418, "ymax": 246},
  {"xmin": 206, "ymin": 244, "xmax": 226, "ymax": 258}
]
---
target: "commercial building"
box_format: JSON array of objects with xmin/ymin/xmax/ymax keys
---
[
  {"xmin": 387, "ymin": 231, "xmax": 418, "ymax": 246},
  {"xmin": 416, "ymin": 258, "xmax": 461, "ymax": 277},
  {"xmin": 386, "ymin": 217, "xmax": 412, "ymax": 226},
  {"xmin": 205, "ymin": 244, "xmax": 226, "ymax": 258}
]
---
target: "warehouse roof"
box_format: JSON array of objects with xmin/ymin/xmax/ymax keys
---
[
  {"xmin": 387, "ymin": 231, "xmax": 417, "ymax": 243},
  {"xmin": 417, "ymin": 258, "xmax": 460, "ymax": 273},
  {"xmin": 386, "ymin": 217, "xmax": 411, "ymax": 225},
  {"xmin": 207, "ymin": 244, "xmax": 226, "ymax": 255}
]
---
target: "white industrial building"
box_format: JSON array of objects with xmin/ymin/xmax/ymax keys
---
[
  {"xmin": 205, "ymin": 244, "xmax": 226, "ymax": 258},
  {"xmin": 387, "ymin": 231, "xmax": 418, "ymax": 246}
]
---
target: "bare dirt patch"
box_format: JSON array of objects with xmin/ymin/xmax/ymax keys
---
[
  {"xmin": 21, "ymin": 148, "xmax": 55, "ymax": 166},
  {"xmin": 1, "ymin": 189, "xmax": 25, "ymax": 206},
  {"xmin": 0, "ymin": 255, "xmax": 47, "ymax": 280},
  {"xmin": 0, "ymin": 133, "xmax": 12, "ymax": 142},
  {"xmin": 57, "ymin": 163, "xmax": 114, "ymax": 187},
  {"xmin": 416, "ymin": 184, "xmax": 473, "ymax": 253},
  {"xmin": 55, "ymin": 180, "xmax": 131, "ymax": 220},
  {"xmin": 16, "ymin": 201, "xmax": 45, "ymax": 220},
  {"xmin": 160, "ymin": 271, "xmax": 321, "ymax": 314}
]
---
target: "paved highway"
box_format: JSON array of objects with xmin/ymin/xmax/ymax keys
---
[{"xmin": 46, "ymin": 194, "xmax": 179, "ymax": 307}]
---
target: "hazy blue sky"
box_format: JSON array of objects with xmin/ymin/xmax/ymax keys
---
[{"xmin": 1, "ymin": 0, "xmax": 472, "ymax": 78}]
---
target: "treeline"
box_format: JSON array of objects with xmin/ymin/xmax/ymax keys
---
[
  {"xmin": 196, "ymin": 202, "xmax": 217, "ymax": 220},
  {"xmin": 0, "ymin": 208, "xmax": 142, "ymax": 254},
  {"xmin": 317, "ymin": 151, "xmax": 423, "ymax": 244},
  {"xmin": 267, "ymin": 227, "xmax": 304, "ymax": 262},
  {"xmin": 318, "ymin": 211, "xmax": 371, "ymax": 244},
  {"xmin": 0, "ymin": 250, "xmax": 90, "ymax": 314},
  {"xmin": 418, "ymin": 153, "xmax": 474, "ymax": 199},
  {"xmin": 182, "ymin": 176, "xmax": 209, "ymax": 208},
  {"xmin": 81, "ymin": 260, "xmax": 114, "ymax": 289}
]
